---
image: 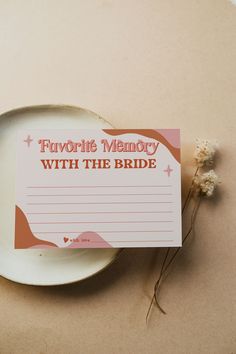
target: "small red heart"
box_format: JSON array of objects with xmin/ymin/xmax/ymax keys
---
[{"xmin": 64, "ymin": 237, "xmax": 69, "ymax": 243}]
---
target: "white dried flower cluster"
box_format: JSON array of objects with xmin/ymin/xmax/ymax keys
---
[
  {"xmin": 194, "ymin": 139, "xmax": 218, "ymax": 167},
  {"xmin": 193, "ymin": 170, "xmax": 220, "ymax": 197}
]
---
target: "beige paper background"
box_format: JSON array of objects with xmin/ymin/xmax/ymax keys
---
[{"xmin": 0, "ymin": 1, "xmax": 235, "ymax": 353}]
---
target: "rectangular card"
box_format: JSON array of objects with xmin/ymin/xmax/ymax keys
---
[{"xmin": 15, "ymin": 129, "xmax": 181, "ymax": 249}]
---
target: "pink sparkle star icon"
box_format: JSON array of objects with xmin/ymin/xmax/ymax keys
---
[
  {"xmin": 24, "ymin": 135, "xmax": 33, "ymax": 147},
  {"xmin": 164, "ymin": 165, "xmax": 173, "ymax": 177}
]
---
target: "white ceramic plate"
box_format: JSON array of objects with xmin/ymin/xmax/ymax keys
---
[{"xmin": 0, "ymin": 105, "xmax": 121, "ymax": 286}]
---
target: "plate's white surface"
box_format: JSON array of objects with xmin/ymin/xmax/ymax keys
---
[{"xmin": 0, "ymin": 105, "xmax": 120, "ymax": 286}]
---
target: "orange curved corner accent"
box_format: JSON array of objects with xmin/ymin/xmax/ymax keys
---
[
  {"xmin": 15, "ymin": 206, "xmax": 58, "ymax": 249},
  {"xmin": 103, "ymin": 129, "xmax": 180, "ymax": 163}
]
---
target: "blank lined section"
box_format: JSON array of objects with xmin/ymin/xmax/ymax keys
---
[{"xmin": 25, "ymin": 184, "xmax": 174, "ymax": 239}]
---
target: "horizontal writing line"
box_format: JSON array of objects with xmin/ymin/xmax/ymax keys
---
[
  {"xmin": 27, "ymin": 202, "xmax": 172, "ymax": 205},
  {"xmin": 27, "ymin": 193, "xmax": 172, "ymax": 197},
  {"xmin": 91, "ymin": 240, "xmax": 174, "ymax": 243},
  {"xmin": 27, "ymin": 185, "xmax": 171, "ymax": 189},
  {"xmin": 29, "ymin": 221, "xmax": 173, "ymax": 225},
  {"xmin": 62, "ymin": 240, "xmax": 174, "ymax": 243},
  {"xmin": 34, "ymin": 230, "xmax": 173, "ymax": 234},
  {"xmin": 26, "ymin": 211, "xmax": 173, "ymax": 215}
]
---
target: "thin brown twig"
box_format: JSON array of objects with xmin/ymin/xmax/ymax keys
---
[
  {"xmin": 146, "ymin": 196, "xmax": 201, "ymax": 322},
  {"xmin": 146, "ymin": 168, "xmax": 201, "ymax": 322},
  {"xmin": 146, "ymin": 248, "xmax": 170, "ymax": 322},
  {"xmin": 182, "ymin": 167, "xmax": 199, "ymax": 213},
  {"xmin": 154, "ymin": 197, "xmax": 201, "ymax": 304}
]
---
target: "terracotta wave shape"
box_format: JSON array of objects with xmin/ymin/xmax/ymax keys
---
[
  {"xmin": 15, "ymin": 206, "xmax": 112, "ymax": 249},
  {"xmin": 103, "ymin": 129, "xmax": 180, "ymax": 163},
  {"xmin": 15, "ymin": 206, "xmax": 58, "ymax": 249}
]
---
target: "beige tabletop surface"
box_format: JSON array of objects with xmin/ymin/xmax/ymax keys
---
[{"xmin": 0, "ymin": 1, "xmax": 236, "ymax": 353}]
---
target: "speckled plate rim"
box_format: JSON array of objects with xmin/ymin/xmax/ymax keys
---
[
  {"xmin": 0, "ymin": 103, "xmax": 111, "ymax": 125},
  {"xmin": 0, "ymin": 248, "xmax": 124, "ymax": 287}
]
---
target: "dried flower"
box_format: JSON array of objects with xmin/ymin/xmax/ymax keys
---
[
  {"xmin": 193, "ymin": 170, "xmax": 220, "ymax": 197},
  {"xmin": 147, "ymin": 138, "xmax": 221, "ymax": 321},
  {"xmin": 194, "ymin": 139, "xmax": 218, "ymax": 167}
]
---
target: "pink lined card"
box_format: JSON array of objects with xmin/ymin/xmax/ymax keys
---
[{"xmin": 15, "ymin": 129, "xmax": 181, "ymax": 249}]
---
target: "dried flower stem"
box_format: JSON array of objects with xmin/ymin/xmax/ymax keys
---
[
  {"xmin": 146, "ymin": 197, "xmax": 201, "ymax": 322},
  {"xmin": 156, "ymin": 197, "xmax": 201, "ymax": 289},
  {"xmin": 146, "ymin": 249, "xmax": 170, "ymax": 322},
  {"xmin": 146, "ymin": 167, "xmax": 200, "ymax": 321},
  {"xmin": 146, "ymin": 139, "xmax": 219, "ymax": 323},
  {"xmin": 182, "ymin": 167, "xmax": 199, "ymax": 213}
]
